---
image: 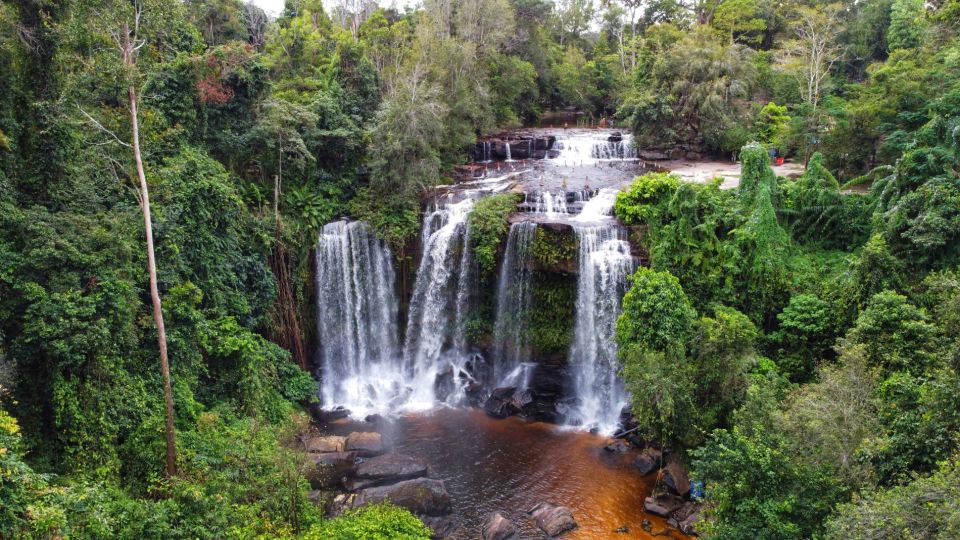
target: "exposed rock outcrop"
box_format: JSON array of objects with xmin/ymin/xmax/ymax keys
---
[
  {"xmin": 305, "ymin": 451, "xmax": 358, "ymax": 489},
  {"xmin": 633, "ymin": 448, "xmax": 662, "ymax": 475},
  {"xmin": 661, "ymin": 458, "xmax": 690, "ymax": 497},
  {"xmin": 345, "ymin": 453, "xmax": 430, "ymax": 490}
]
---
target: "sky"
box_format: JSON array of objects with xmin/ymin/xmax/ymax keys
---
[{"xmin": 251, "ymin": 0, "xmax": 418, "ymax": 17}]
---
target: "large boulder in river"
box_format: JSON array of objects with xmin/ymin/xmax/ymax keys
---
[
  {"xmin": 422, "ymin": 516, "xmax": 462, "ymax": 539},
  {"xmin": 483, "ymin": 512, "xmax": 517, "ymax": 540},
  {"xmin": 305, "ymin": 435, "xmax": 346, "ymax": 453},
  {"xmin": 529, "ymin": 502, "xmax": 578, "ymax": 537},
  {"xmin": 354, "ymin": 478, "xmax": 452, "ymax": 516},
  {"xmin": 633, "ymin": 448, "xmax": 662, "ymax": 475},
  {"xmin": 305, "ymin": 451, "xmax": 357, "ymax": 489},
  {"xmin": 484, "ymin": 387, "xmax": 520, "ymax": 418},
  {"xmin": 661, "ymin": 458, "xmax": 690, "ymax": 497},
  {"xmin": 345, "ymin": 431, "xmax": 385, "ymax": 457},
  {"xmin": 345, "ymin": 453, "xmax": 430, "ymax": 490}
]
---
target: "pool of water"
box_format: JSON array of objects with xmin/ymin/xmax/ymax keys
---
[{"xmin": 326, "ymin": 408, "xmax": 687, "ymax": 539}]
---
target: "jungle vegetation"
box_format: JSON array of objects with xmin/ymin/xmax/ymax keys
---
[{"xmin": 1, "ymin": 0, "xmax": 959, "ymax": 537}]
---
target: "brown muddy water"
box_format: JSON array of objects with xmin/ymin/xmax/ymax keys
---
[{"xmin": 326, "ymin": 408, "xmax": 688, "ymax": 539}]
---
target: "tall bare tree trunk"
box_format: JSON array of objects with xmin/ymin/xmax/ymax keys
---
[{"xmin": 124, "ymin": 23, "xmax": 177, "ymax": 478}]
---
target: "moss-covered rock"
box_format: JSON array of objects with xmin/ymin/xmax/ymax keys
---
[
  {"xmin": 530, "ymin": 271, "xmax": 577, "ymax": 361},
  {"xmin": 531, "ymin": 223, "xmax": 577, "ymax": 273}
]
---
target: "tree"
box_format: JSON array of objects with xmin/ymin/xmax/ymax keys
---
[
  {"xmin": 841, "ymin": 290, "xmax": 940, "ymax": 375},
  {"xmin": 77, "ymin": 0, "xmax": 179, "ymax": 479},
  {"xmin": 887, "ymin": 0, "xmax": 927, "ymax": 52},
  {"xmin": 554, "ymin": 0, "xmax": 595, "ymax": 46},
  {"xmin": 781, "ymin": 4, "xmax": 844, "ymax": 111}
]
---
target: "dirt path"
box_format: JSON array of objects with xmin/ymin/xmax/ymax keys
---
[{"xmin": 661, "ymin": 159, "xmax": 805, "ymax": 189}]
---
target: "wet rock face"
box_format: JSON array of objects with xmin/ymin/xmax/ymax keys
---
[
  {"xmin": 662, "ymin": 458, "xmax": 691, "ymax": 497},
  {"xmin": 643, "ymin": 494, "xmax": 684, "ymax": 517},
  {"xmin": 482, "ymin": 512, "xmax": 517, "ymax": 540},
  {"xmin": 353, "ymin": 477, "xmax": 452, "ymax": 516},
  {"xmin": 529, "ymin": 502, "xmax": 578, "ymax": 537}
]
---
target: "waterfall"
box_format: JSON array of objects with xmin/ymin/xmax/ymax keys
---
[
  {"xmin": 505, "ymin": 142, "xmax": 512, "ymax": 161},
  {"xmin": 524, "ymin": 191, "xmax": 569, "ymax": 218},
  {"xmin": 566, "ymin": 189, "xmax": 636, "ymax": 433},
  {"xmin": 402, "ymin": 197, "xmax": 476, "ymax": 407},
  {"xmin": 591, "ymin": 135, "xmax": 637, "ymax": 160},
  {"xmin": 316, "ymin": 220, "xmax": 403, "ymax": 416},
  {"xmin": 492, "ymin": 221, "xmax": 537, "ymax": 386}
]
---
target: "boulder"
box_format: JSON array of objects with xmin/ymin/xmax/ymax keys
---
[
  {"xmin": 643, "ymin": 495, "xmax": 684, "ymax": 518},
  {"xmin": 482, "ymin": 512, "xmax": 517, "ymax": 540},
  {"xmin": 354, "ymin": 478, "xmax": 452, "ymax": 516},
  {"xmin": 604, "ymin": 439, "xmax": 631, "ymax": 453},
  {"xmin": 484, "ymin": 386, "xmax": 520, "ymax": 419},
  {"xmin": 661, "ymin": 459, "xmax": 690, "ymax": 497},
  {"xmin": 345, "ymin": 431, "xmax": 385, "ymax": 457},
  {"xmin": 305, "ymin": 435, "xmax": 346, "ymax": 453},
  {"xmin": 529, "ymin": 502, "xmax": 578, "ymax": 537},
  {"xmin": 633, "ymin": 448, "xmax": 662, "ymax": 475},
  {"xmin": 310, "ymin": 405, "xmax": 351, "ymax": 423},
  {"xmin": 347, "ymin": 453, "xmax": 429, "ymax": 490},
  {"xmin": 305, "ymin": 451, "xmax": 357, "ymax": 489},
  {"xmin": 422, "ymin": 516, "xmax": 462, "ymax": 539}
]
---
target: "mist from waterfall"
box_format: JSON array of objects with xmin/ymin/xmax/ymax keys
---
[
  {"xmin": 315, "ymin": 220, "xmax": 403, "ymax": 417},
  {"xmin": 492, "ymin": 221, "xmax": 537, "ymax": 387}
]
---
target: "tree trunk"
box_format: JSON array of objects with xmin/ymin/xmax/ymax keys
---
[{"xmin": 125, "ymin": 23, "xmax": 177, "ymax": 479}]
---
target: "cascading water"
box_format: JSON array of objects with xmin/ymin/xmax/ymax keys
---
[
  {"xmin": 505, "ymin": 142, "xmax": 513, "ymax": 162},
  {"xmin": 402, "ymin": 196, "xmax": 478, "ymax": 407},
  {"xmin": 566, "ymin": 188, "xmax": 636, "ymax": 433},
  {"xmin": 524, "ymin": 191, "xmax": 569, "ymax": 218},
  {"xmin": 316, "ymin": 220, "xmax": 404, "ymax": 417},
  {"xmin": 491, "ymin": 221, "xmax": 537, "ymax": 386},
  {"xmin": 591, "ymin": 135, "xmax": 637, "ymax": 160}
]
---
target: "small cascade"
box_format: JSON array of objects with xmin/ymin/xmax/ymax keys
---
[
  {"xmin": 566, "ymin": 189, "xmax": 636, "ymax": 433},
  {"xmin": 483, "ymin": 141, "xmax": 492, "ymax": 163},
  {"xmin": 591, "ymin": 135, "xmax": 637, "ymax": 160},
  {"xmin": 491, "ymin": 221, "xmax": 537, "ymax": 385},
  {"xmin": 316, "ymin": 220, "xmax": 403, "ymax": 416},
  {"xmin": 402, "ymin": 196, "xmax": 477, "ymax": 408},
  {"xmin": 524, "ymin": 191, "xmax": 569, "ymax": 218},
  {"xmin": 505, "ymin": 142, "xmax": 513, "ymax": 162}
]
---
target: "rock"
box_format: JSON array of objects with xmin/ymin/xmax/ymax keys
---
[
  {"xmin": 643, "ymin": 495, "xmax": 684, "ymax": 518},
  {"xmin": 484, "ymin": 386, "xmax": 520, "ymax": 418},
  {"xmin": 633, "ymin": 448, "xmax": 662, "ymax": 475},
  {"xmin": 604, "ymin": 439, "xmax": 631, "ymax": 453},
  {"xmin": 675, "ymin": 502, "xmax": 702, "ymax": 535},
  {"xmin": 434, "ymin": 366, "xmax": 456, "ymax": 403},
  {"xmin": 304, "ymin": 451, "xmax": 357, "ymax": 489},
  {"xmin": 422, "ymin": 515, "xmax": 462, "ymax": 539},
  {"xmin": 529, "ymin": 502, "xmax": 578, "ymax": 537},
  {"xmin": 354, "ymin": 478, "xmax": 451, "ymax": 516},
  {"xmin": 311, "ymin": 405, "xmax": 351, "ymax": 423},
  {"xmin": 661, "ymin": 459, "xmax": 690, "ymax": 497},
  {"xmin": 638, "ymin": 150, "xmax": 670, "ymax": 161},
  {"xmin": 345, "ymin": 432, "xmax": 385, "ymax": 457},
  {"xmin": 608, "ymin": 132, "xmax": 623, "ymax": 142},
  {"xmin": 348, "ymin": 453, "xmax": 429, "ymax": 489},
  {"xmin": 305, "ymin": 435, "xmax": 346, "ymax": 453},
  {"xmin": 482, "ymin": 512, "xmax": 517, "ymax": 540}
]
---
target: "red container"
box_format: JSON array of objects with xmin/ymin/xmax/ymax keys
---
[{"xmin": 775, "ymin": 156, "xmax": 785, "ymax": 166}]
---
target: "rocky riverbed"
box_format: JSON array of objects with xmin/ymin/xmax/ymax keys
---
[{"xmin": 307, "ymin": 408, "xmax": 698, "ymax": 539}]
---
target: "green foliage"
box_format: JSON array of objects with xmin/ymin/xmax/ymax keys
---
[
  {"xmin": 769, "ymin": 293, "xmax": 837, "ymax": 381},
  {"xmin": 529, "ymin": 273, "xmax": 576, "ymax": 356},
  {"xmin": 841, "ymin": 290, "xmax": 939, "ymax": 375},
  {"xmin": 755, "ymin": 102, "xmax": 790, "ymax": 149},
  {"xmin": 888, "ymin": 0, "xmax": 927, "ymax": 52},
  {"xmin": 616, "ymin": 267, "xmax": 696, "ymax": 355},
  {"xmin": 613, "ymin": 172, "xmax": 680, "ymax": 226},
  {"xmin": 304, "ymin": 502, "xmax": 431, "ymax": 540},
  {"xmin": 467, "ymin": 193, "xmax": 520, "ymax": 274},
  {"xmin": 530, "ymin": 226, "xmax": 577, "ymax": 269},
  {"xmin": 825, "ymin": 455, "xmax": 960, "ymax": 539},
  {"xmin": 348, "ymin": 188, "xmax": 420, "ymax": 253}
]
